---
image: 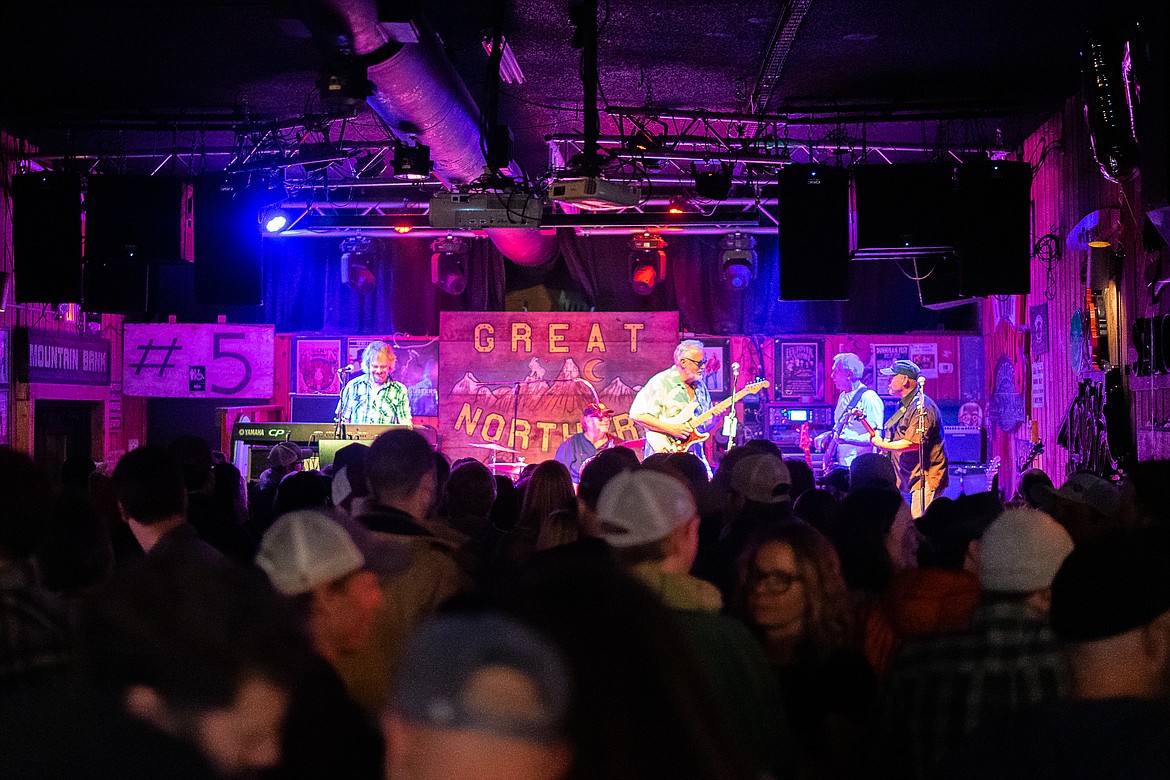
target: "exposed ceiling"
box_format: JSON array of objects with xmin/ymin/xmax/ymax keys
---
[{"xmin": 1, "ymin": 0, "xmax": 1162, "ymax": 236}]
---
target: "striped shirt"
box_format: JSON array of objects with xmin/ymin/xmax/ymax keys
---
[{"xmin": 336, "ymin": 375, "xmax": 412, "ymax": 425}]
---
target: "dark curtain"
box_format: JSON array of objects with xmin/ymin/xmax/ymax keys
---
[{"xmin": 262, "ymin": 236, "xmax": 507, "ymax": 334}]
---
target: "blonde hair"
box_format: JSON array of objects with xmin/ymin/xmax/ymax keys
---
[{"xmin": 361, "ymin": 341, "xmax": 397, "ymax": 373}]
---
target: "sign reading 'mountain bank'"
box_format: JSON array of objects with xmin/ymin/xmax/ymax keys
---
[
  {"xmin": 18, "ymin": 329, "xmax": 111, "ymax": 386},
  {"xmin": 439, "ymin": 311, "xmax": 679, "ymax": 466}
]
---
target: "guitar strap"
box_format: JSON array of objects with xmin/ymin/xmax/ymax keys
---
[{"xmin": 840, "ymin": 386, "xmax": 869, "ymax": 431}]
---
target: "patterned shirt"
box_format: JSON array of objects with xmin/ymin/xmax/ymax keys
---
[
  {"xmin": 875, "ymin": 599, "xmax": 1071, "ymax": 780},
  {"xmin": 336, "ymin": 375, "xmax": 412, "ymax": 425},
  {"xmin": 629, "ymin": 365, "xmax": 713, "ymax": 459}
]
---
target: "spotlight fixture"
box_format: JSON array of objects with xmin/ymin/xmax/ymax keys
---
[
  {"xmin": 719, "ymin": 232, "xmax": 757, "ymax": 290},
  {"xmin": 431, "ymin": 235, "xmax": 470, "ymax": 295},
  {"xmin": 393, "ymin": 141, "xmax": 432, "ymax": 181},
  {"xmin": 340, "ymin": 236, "xmax": 376, "ymax": 294},
  {"xmin": 692, "ymin": 162, "xmax": 732, "ymax": 201},
  {"xmin": 626, "ymin": 127, "xmax": 659, "ymax": 153},
  {"xmin": 261, "ymin": 207, "xmax": 290, "ymax": 233},
  {"xmin": 667, "ymin": 195, "xmax": 690, "ymax": 214},
  {"xmin": 318, "ymin": 48, "xmax": 373, "ymax": 109},
  {"xmin": 629, "ymin": 232, "xmax": 667, "ymax": 295}
]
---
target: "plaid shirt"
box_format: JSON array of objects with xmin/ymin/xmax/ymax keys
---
[
  {"xmin": 336, "ymin": 375, "xmax": 412, "ymax": 425},
  {"xmin": 875, "ymin": 599, "xmax": 1070, "ymax": 780}
]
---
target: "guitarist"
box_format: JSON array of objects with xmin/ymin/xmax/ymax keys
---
[
  {"xmin": 629, "ymin": 339, "xmax": 715, "ymax": 472},
  {"xmin": 868, "ymin": 360, "xmax": 949, "ymax": 518},
  {"xmin": 814, "ymin": 352, "xmax": 884, "ymax": 472}
]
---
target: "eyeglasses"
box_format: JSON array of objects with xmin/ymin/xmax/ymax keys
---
[
  {"xmin": 748, "ymin": 569, "xmax": 802, "ymax": 592},
  {"xmin": 681, "ymin": 357, "xmax": 708, "ymax": 368}
]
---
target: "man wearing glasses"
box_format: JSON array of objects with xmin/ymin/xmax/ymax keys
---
[{"xmin": 629, "ymin": 339, "xmax": 715, "ymax": 469}]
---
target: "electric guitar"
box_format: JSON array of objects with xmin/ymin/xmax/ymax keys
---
[
  {"xmin": 821, "ymin": 398, "xmax": 868, "ymax": 476},
  {"xmin": 799, "ymin": 423, "xmax": 813, "ymax": 469},
  {"xmin": 1017, "ymin": 440, "xmax": 1046, "ymax": 473},
  {"xmin": 644, "ymin": 380, "xmax": 770, "ymax": 454}
]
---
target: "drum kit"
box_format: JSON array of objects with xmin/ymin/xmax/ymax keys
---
[{"xmin": 467, "ymin": 437, "xmax": 648, "ymax": 479}]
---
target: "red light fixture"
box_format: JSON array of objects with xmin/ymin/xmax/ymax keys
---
[{"xmin": 629, "ymin": 232, "xmax": 667, "ymax": 295}]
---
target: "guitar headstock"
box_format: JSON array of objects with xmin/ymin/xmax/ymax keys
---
[{"xmin": 744, "ymin": 379, "xmax": 770, "ymax": 394}]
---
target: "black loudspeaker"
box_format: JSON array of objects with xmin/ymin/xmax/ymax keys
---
[
  {"xmin": 778, "ymin": 164, "xmax": 850, "ymax": 300},
  {"xmin": 851, "ymin": 164, "xmax": 957, "ymax": 258},
  {"xmin": 83, "ymin": 257, "xmax": 151, "ymax": 313},
  {"xmin": 915, "ymin": 254, "xmax": 974, "ymax": 310},
  {"xmin": 12, "ymin": 173, "xmax": 83, "ymax": 303},
  {"xmin": 955, "ymin": 161, "xmax": 1032, "ymax": 296},
  {"xmin": 85, "ymin": 175, "xmax": 192, "ymax": 263},
  {"xmin": 194, "ymin": 175, "xmax": 263, "ymax": 306}
]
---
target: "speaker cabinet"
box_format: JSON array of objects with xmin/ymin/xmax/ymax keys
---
[
  {"xmin": 778, "ymin": 164, "xmax": 850, "ymax": 300},
  {"xmin": 85, "ymin": 175, "xmax": 192, "ymax": 263},
  {"xmin": 12, "ymin": 173, "xmax": 83, "ymax": 303},
  {"xmin": 194, "ymin": 175, "xmax": 263, "ymax": 306},
  {"xmin": 851, "ymin": 164, "xmax": 957, "ymax": 259},
  {"xmin": 955, "ymin": 161, "xmax": 1032, "ymax": 296},
  {"xmin": 915, "ymin": 254, "xmax": 974, "ymax": 310},
  {"xmin": 290, "ymin": 393, "xmax": 341, "ymax": 422},
  {"xmin": 83, "ymin": 258, "xmax": 151, "ymax": 313}
]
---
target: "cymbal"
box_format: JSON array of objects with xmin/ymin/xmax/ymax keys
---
[
  {"xmin": 467, "ymin": 442, "xmax": 521, "ymax": 454},
  {"xmin": 617, "ymin": 438, "xmax": 646, "ymax": 450}
]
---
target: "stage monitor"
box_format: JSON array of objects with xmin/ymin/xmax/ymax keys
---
[{"xmin": 318, "ymin": 438, "xmax": 370, "ymax": 470}]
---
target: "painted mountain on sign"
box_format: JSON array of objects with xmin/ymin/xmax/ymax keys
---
[{"xmin": 448, "ymin": 358, "xmax": 634, "ymax": 418}]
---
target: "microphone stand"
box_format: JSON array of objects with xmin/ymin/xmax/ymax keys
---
[
  {"xmin": 723, "ymin": 363, "xmax": 740, "ymax": 450},
  {"xmin": 334, "ymin": 366, "xmax": 350, "ymax": 439},
  {"xmin": 917, "ymin": 376, "xmax": 927, "ymax": 515}
]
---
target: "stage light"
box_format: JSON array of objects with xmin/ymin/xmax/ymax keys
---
[
  {"xmin": 393, "ymin": 142, "xmax": 432, "ymax": 180},
  {"xmin": 431, "ymin": 235, "xmax": 469, "ymax": 295},
  {"xmin": 629, "ymin": 232, "xmax": 667, "ymax": 295},
  {"xmin": 393, "ymin": 224, "xmax": 413, "ymax": 234},
  {"xmin": 262, "ymin": 208, "xmax": 289, "ymax": 233},
  {"xmin": 692, "ymin": 162, "xmax": 732, "ymax": 201},
  {"xmin": 719, "ymin": 232, "xmax": 757, "ymax": 290},
  {"xmin": 340, "ymin": 236, "xmax": 376, "ymax": 294},
  {"xmin": 667, "ymin": 195, "xmax": 690, "ymax": 214},
  {"xmin": 627, "ymin": 128, "xmax": 659, "ymax": 153}
]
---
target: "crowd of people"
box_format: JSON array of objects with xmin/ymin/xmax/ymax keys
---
[{"xmin": 3, "ymin": 431, "xmax": 1170, "ymax": 779}]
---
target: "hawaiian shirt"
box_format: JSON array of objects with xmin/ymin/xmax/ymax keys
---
[
  {"xmin": 629, "ymin": 365, "xmax": 713, "ymax": 460},
  {"xmin": 336, "ymin": 375, "xmax": 412, "ymax": 425}
]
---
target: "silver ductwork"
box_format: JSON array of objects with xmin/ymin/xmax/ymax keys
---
[{"xmin": 323, "ymin": 0, "xmax": 557, "ymax": 266}]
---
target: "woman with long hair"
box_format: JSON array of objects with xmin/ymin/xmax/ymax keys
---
[
  {"xmin": 501, "ymin": 460, "xmax": 577, "ymax": 567},
  {"xmin": 736, "ymin": 521, "xmax": 875, "ymax": 780}
]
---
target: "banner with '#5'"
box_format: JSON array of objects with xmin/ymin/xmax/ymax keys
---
[{"xmin": 123, "ymin": 324, "xmax": 274, "ymax": 398}]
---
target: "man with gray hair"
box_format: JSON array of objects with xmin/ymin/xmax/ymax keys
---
[
  {"xmin": 629, "ymin": 339, "xmax": 716, "ymax": 470},
  {"xmin": 815, "ymin": 352, "xmax": 883, "ymax": 471},
  {"xmin": 336, "ymin": 340, "xmax": 412, "ymax": 425}
]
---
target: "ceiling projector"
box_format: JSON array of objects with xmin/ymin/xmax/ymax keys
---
[{"xmin": 548, "ymin": 177, "xmax": 642, "ymax": 210}]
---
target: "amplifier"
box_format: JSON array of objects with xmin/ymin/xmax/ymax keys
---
[{"xmin": 943, "ymin": 425, "xmax": 984, "ymax": 464}]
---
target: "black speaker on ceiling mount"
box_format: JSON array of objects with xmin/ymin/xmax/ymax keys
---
[
  {"xmin": 955, "ymin": 160, "xmax": 1032, "ymax": 297},
  {"xmin": 778, "ymin": 164, "xmax": 850, "ymax": 300},
  {"xmin": 193, "ymin": 174, "xmax": 264, "ymax": 307},
  {"xmin": 12, "ymin": 172, "xmax": 83, "ymax": 303}
]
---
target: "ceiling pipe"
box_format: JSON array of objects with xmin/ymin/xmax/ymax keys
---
[{"xmin": 322, "ymin": 0, "xmax": 556, "ymax": 266}]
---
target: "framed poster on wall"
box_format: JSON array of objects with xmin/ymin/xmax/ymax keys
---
[
  {"xmin": 293, "ymin": 338, "xmax": 343, "ymax": 394},
  {"xmin": 697, "ymin": 337, "xmax": 731, "ymax": 400}
]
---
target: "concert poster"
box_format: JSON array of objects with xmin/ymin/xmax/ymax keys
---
[
  {"xmin": 776, "ymin": 340, "xmax": 820, "ymax": 398},
  {"xmin": 340, "ymin": 336, "xmax": 440, "ymax": 418},
  {"xmin": 872, "ymin": 343, "xmax": 910, "ymax": 394},
  {"xmin": 909, "ymin": 343, "xmax": 939, "ymax": 379}
]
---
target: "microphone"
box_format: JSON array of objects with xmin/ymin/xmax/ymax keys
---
[
  {"xmin": 338, "ymin": 364, "xmax": 355, "ymax": 375},
  {"xmin": 731, "ymin": 362, "xmax": 740, "ymax": 371}
]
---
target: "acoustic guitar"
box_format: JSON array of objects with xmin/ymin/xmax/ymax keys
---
[{"xmin": 644, "ymin": 380, "xmax": 770, "ymax": 454}]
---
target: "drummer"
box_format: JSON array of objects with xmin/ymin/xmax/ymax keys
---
[{"xmin": 554, "ymin": 402, "xmax": 618, "ymax": 485}]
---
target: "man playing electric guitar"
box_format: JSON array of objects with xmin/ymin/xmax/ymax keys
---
[
  {"xmin": 814, "ymin": 352, "xmax": 884, "ymax": 474},
  {"xmin": 629, "ymin": 339, "xmax": 717, "ymax": 470}
]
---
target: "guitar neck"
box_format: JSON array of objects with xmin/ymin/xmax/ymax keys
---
[{"xmin": 691, "ymin": 386, "xmax": 757, "ymax": 428}]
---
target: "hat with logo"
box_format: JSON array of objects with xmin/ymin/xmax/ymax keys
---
[
  {"xmin": 731, "ymin": 454, "xmax": 792, "ymax": 505},
  {"xmin": 1031, "ymin": 471, "xmax": 1120, "ymax": 518},
  {"xmin": 268, "ymin": 441, "xmax": 306, "ymax": 471},
  {"xmin": 879, "ymin": 360, "xmax": 922, "ymax": 380},
  {"xmin": 255, "ymin": 510, "xmax": 365, "ymax": 595},
  {"xmin": 392, "ymin": 612, "xmax": 570, "ymax": 743},
  {"xmin": 596, "ymin": 470, "xmax": 697, "ymax": 547},
  {"xmin": 583, "ymin": 402, "xmax": 614, "ymax": 419}
]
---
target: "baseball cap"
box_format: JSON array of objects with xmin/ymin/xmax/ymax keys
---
[
  {"xmin": 1031, "ymin": 472, "xmax": 1120, "ymax": 518},
  {"xmin": 731, "ymin": 454, "xmax": 792, "ymax": 505},
  {"xmin": 596, "ymin": 470, "xmax": 697, "ymax": 547},
  {"xmin": 879, "ymin": 360, "xmax": 922, "ymax": 380},
  {"xmin": 583, "ymin": 402, "xmax": 614, "ymax": 419},
  {"xmin": 979, "ymin": 508, "xmax": 1074, "ymax": 593},
  {"xmin": 392, "ymin": 612, "xmax": 570, "ymax": 743},
  {"xmin": 1050, "ymin": 527, "xmax": 1170, "ymax": 642},
  {"xmin": 268, "ymin": 441, "xmax": 306, "ymax": 470},
  {"xmin": 255, "ymin": 510, "xmax": 365, "ymax": 595}
]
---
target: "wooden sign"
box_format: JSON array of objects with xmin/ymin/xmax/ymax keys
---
[
  {"xmin": 439, "ymin": 312, "xmax": 679, "ymax": 464},
  {"xmin": 124, "ymin": 324, "xmax": 274, "ymax": 398}
]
